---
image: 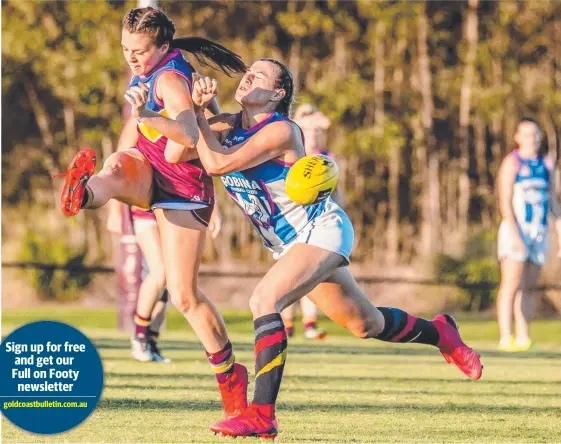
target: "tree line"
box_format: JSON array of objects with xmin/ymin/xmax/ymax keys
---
[{"xmin": 3, "ymin": 0, "xmax": 560, "ymax": 272}]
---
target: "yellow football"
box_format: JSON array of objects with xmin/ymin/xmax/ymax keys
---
[{"xmin": 285, "ymin": 154, "xmax": 339, "ymax": 205}]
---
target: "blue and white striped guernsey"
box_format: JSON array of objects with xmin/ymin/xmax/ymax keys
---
[
  {"xmin": 511, "ymin": 150, "xmax": 550, "ymax": 236},
  {"xmin": 220, "ymin": 112, "xmax": 331, "ymax": 249}
]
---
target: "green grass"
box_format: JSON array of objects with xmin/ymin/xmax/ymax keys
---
[{"xmin": 2, "ymin": 309, "xmax": 561, "ymax": 443}]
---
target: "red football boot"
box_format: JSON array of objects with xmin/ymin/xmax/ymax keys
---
[
  {"xmin": 210, "ymin": 403, "xmax": 278, "ymax": 439},
  {"xmin": 218, "ymin": 363, "xmax": 248, "ymax": 419},
  {"xmin": 55, "ymin": 148, "xmax": 97, "ymax": 216},
  {"xmin": 433, "ymin": 314, "xmax": 483, "ymax": 380}
]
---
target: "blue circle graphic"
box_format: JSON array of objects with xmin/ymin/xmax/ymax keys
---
[{"xmin": 0, "ymin": 321, "xmax": 104, "ymax": 434}]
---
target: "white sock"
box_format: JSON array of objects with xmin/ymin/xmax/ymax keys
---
[{"xmin": 499, "ymin": 336, "xmax": 513, "ymax": 346}]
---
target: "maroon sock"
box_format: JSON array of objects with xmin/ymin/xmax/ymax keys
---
[
  {"xmin": 134, "ymin": 313, "xmax": 151, "ymax": 339},
  {"xmin": 206, "ymin": 341, "xmax": 235, "ymax": 384}
]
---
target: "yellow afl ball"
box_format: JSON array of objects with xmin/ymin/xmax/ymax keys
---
[{"xmin": 285, "ymin": 154, "xmax": 339, "ymax": 205}]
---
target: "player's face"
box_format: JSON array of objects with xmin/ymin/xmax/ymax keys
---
[
  {"xmin": 235, "ymin": 60, "xmax": 284, "ymax": 108},
  {"xmin": 514, "ymin": 122, "xmax": 541, "ymax": 154},
  {"xmin": 121, "ymin": 30, "xmax": 169, "ymax": 77}
]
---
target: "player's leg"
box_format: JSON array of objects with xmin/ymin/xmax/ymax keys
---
[
  {"xmin": 131, "ymin": 220, "xmax": 167, "ymax": 362},
  {"xmin": 300, "ymin": 296, "xmax": 327, "ymax": 340},
  {"xmin": 211, "ymin": 243, "xmax": 342, "ymax": 439},
  {"xmin": 305, "ymin": 267, "xmax": 481, "ymax": 381},
  {"xmin": 86, "ymin": 149, "xmax": 153, "ymax": 209},
  {"xmin": 59, "ymin": 148, "xmax": 153, "ymax": 216},
  {"xmin": 147, "ymin": 292, "xmax": 170, "ymax": 362},
  {"xmin": 513, "ymin": 260, "xmax": 541, "ymax": 350},
  {"xmin": 155, "ymin": 208, "xmax": 247, "ymax": 418},
  {"xmin": 149, "ymin": 292, "xmax": 168, "ymax": 333},
  {"xmin": 496, "ymin": 258, "xmax": 524, "ymax": 350},
  {"xmin": 211, "ymin": 242, "xmax": 481, "ymax": 438},
  {"xmin": 280, "ymin": 302, "xmax": 296, "ymax": 337}
]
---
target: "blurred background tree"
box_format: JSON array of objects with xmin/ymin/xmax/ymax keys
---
[{"xmin": 2, "ymin": 0, "xmax": 560, "ymax": 302}]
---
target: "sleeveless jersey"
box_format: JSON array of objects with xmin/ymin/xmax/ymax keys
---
[
  {"xmin": 129, "ymin": 49, "xmax": 214, "ymax": 206},
  {"xmin": 511, "ymin": 150, "xmax": 550, "ymax": 234},
  {"xmin": 220, "ymin": 112, "xmax": 330, "ymax": 249}
]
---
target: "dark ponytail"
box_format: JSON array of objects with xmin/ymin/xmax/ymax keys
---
[
  {"xmin": 171, "ymin": 37, "xmax": 246, "ymax": 76},
  {"xmin": 123, "ymin": 7, "xmax": 246, "ymax": 76},
  {"xmin": 260, "ymin": 58, "xmax": 295, "ymax": 116}
]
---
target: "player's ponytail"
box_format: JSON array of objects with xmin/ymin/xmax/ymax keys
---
[
  {"xmin": 123, "ymin": 7, "xmax": 246, "ymax": 76},
  {"xmin": 171, "ymin": 37, "xmax": 246, "ymax": 76}
]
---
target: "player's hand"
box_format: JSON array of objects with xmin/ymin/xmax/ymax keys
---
[
  {"xmin": 208, "ymin": 206, "xmax": 223, "ymax": 239},
  {"xmin": 192, "ymin": 77, "xmax": 218, "ymax": 109},
  {"xmin": 124, "ymin": 83, "xmax": 149, "ymax": 118}
]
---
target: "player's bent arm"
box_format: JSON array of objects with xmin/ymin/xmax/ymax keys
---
[
  {"xmin": 206, "ymin": 98, "xmax": 221, "ymax": 117},
  {"xmin": 497, "ymin": 155, "xmax": 522, "ymax": 238},
  {"xmin": 165, "ymin": 139, "xmax": 199, "ymax": 163},
  {"xmin": 137, "ymin": 71, "xmax": 199, "ymax": 150},
  {"xmin": 165, "ymin": 91, "xmax": 222, "ymax": 164},
  {"xmin": 195, "ymin": 113, "xmax": 295, "ymax": 176},
  {"xmin": 116, "ymin": 117, "xmax": 139, "ymax": 152}
]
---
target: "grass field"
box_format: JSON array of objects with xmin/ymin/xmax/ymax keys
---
[{"xmin": 2, "ymin": 308, "xmax": 560, "ymax": 443}]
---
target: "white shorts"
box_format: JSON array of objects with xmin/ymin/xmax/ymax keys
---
[
  {"xmin": 269, "ymin": 203, "xmax": 354, "ymax": 265},
  {"xmin": 497, "ymin": 221, "xmax": 548, "ymax": 266}
]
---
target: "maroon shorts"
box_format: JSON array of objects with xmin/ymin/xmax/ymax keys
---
[{"xmin": 150, "ymin": 185, "xmax": 213, "ymax": 227}]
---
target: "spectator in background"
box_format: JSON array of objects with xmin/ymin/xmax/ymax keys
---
[
  {"xmin": 108, "ymin": 201, "xmax": 222, "ymax": 362},
  {"xmin": 280, "ymin": 103, "xmax": 343, "ymax": 340},
  {"xmin": 496, "ymin": 118, "xmax": 561, "ymax": 352}
]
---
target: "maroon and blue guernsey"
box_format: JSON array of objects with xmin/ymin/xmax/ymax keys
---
[{"xmin": 129, "ymin": 49, "xmax": 214, "ymax": 209}]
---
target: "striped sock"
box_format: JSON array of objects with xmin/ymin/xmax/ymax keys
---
[
  {"xmin": 206, "ymin": 341, "xmax": 235, "ymax": 384},
  {"xmin": 376, "ymin": 307, "xmax": 439, "ymax": 346},
  {"xmin": 253, "ymin": 313, "xmax": 287, "ymax": 405},
  {"xmin": 134, "ymin": 313, "xmax": 151, "ymax": 339}
]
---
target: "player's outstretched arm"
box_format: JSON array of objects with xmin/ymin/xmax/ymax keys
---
[
  {"xmin": 124, "ymin": 72, "xmax": 199, "ymax": 150},
  {"xmin": 196, "ymin": 113, "xmax": 294, "ymax": 176}
]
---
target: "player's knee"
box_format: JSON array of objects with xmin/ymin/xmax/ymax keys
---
[
  {"xmin": 347, "ymin": 317, "xmax": 381, "ymax": 339},
  {"xmin": 249, "ymin": 286, "xmax": 277, "ymax": 318},
  {"xmin": 498, "ymin": 282, "xmax": 518, "ymax": 298},
  {"xmin": 167, "ymin": 285, "xmax": 199, "ymax": 314},
  {"xmin": 149, "ymin": 268, "xmax": 166, "ymax": 291},
  {"xmin": 102, "ymin": 153, "xmax": 127, "ymax": 179},
  {"xmin": 346, "ymin": 318, "xmax": 370, "ymax": 339}
]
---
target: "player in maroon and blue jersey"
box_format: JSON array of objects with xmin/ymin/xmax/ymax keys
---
[{"xmin": 57, "ymin": 6, "xmax": 247, "ymax": 420}]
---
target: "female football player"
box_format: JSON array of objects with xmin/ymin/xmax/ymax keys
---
[
  {"xmin": 496, "ymin": 118, "xmax": 561, "ymax": 351},
  {"xmin": 188, "ymin": 59, "xmax": 483, "ymax": 438},
  {"xmin": 107, "ymin": 202, "xmax": 222, "ymax": 363},
  {"xmin": 57, "ymin": 7, "xmax": 248, "ymax": 418}
]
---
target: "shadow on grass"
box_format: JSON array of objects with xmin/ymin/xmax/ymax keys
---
[
  {"xmin": 105, "ymin": 383, "xmax": 561, "ymax": 399},
  {"xmin": 105, "ymin": 371, "xmax": 560, "ymax": 386},
  {"xmin": 94, "ymin": 338, "xmax": 561, "ymax": 360},
  {"xmin": 99, "ymin": 397, "xmax": 561, "ymax": 415}
]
